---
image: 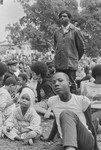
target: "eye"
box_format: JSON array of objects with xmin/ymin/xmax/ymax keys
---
[{"xmin": 58, "ymin": 79, "xmax": 63, "ymax": 82}]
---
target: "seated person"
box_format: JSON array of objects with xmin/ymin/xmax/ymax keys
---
[
  {"xmin": 30, "ymin": 61, "xmax": 55, "ymax": 116},
  {"xmin": 76, "ymin": 65, "xmax": 92, "ymax": 88},
  {"xmin": 0, "ymin": 62, "xmax": 8, "ymax": 87},
  {"xmin": 16, "ymin": 73, "xmax": 36, "ymax": 106},
  {"xmin": 80, "ymin": 64, "xmax": 101, "ymax": 125},
  {"xmin": 3, "ymin": 93, "xmax": 42, "ymax": 145},
  {"xmin": 0, "ymin": 77, "xmax": 17, "ymax": 137},
  {"xmin": 43, "ymin": 72, "xmax": 98, "ymax": 150}
]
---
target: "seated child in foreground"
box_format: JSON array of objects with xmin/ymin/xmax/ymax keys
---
[{"xmin": 3, "ymin": 93, "xmax": 42, "ymax": 145}]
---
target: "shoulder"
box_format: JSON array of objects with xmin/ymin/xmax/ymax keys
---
[
  {"xmin": 48, "ymin": 95, "xmax": 59, "ymax": 105},
  {"xmin": 73, "ymin": 94, "xmax": 90, "ymax": 104}
]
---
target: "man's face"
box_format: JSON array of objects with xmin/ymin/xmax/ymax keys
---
[
  {"xmin": 52, "ymin": 73, "xmax": 71, "ymax": 95},
  {"xmin": 59, "ymin": 13, "xmax": 70, "ymax": 26},
  {"xmin": 9, "ymin": 64, "xmax": 17, "ymax": 72}
]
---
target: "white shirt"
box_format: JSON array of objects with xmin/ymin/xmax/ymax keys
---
[
  {"xmin": 62, "ymin": 23, "xmax": 71, "ymax": 34},
  {"xmin": 47, "ymin": 94, "xmax": 90, "ymax": 138}
]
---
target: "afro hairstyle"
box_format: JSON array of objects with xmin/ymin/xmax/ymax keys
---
[
  {"xmin": 0, "ymin": 62, "xmax": 7, "ymax": 77},
  {"xmin": 92, "ymin": 64, "xmax": 101, "ymax": 79},
  {"xmin": 30, "ymin": 61, "xmax": 48, "ymax": 79}
]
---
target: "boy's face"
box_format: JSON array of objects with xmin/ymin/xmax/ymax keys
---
[
  {"xmin": 18, "ymin": 76, "xmax": 25, "ymax": 86},
  {"xmin": 52, "ymin": 72, "xmax": 71, "ymax": 95},
  {"xmin": 8, "ymin": 84, "xmax": 17, "ymax": 95},
  {"xmin": 20, "ymin": 95, "xmax": 30, "ymax": 108}
]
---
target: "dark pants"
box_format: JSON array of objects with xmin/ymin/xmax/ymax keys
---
[
  {"xmin": 56, "ymin": 69, "xmax": 77, "ymax": 94},
  {"xmin": 49, "ymin": 110, "xmax": 94, "ymax": 150}
]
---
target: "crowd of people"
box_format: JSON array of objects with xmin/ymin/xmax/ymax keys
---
[{"xmin": 0, "ymin": 10, "xmax": 101, "ymax": 150}]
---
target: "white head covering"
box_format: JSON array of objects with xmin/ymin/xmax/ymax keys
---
[{"xmin": 19, "ymin": 87, "xmax": 35, "ymax": 106}]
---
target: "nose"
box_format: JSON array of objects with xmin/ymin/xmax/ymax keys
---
[{"xmin": 54, "ymin": 80, "xmax": 59, "ymax": 87}]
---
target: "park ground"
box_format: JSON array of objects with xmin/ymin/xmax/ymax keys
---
[{"xmin": 0, "ymin": 118, "xmax": 101, "ymax": 150}]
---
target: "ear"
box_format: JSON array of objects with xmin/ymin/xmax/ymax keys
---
[{"xmin": 68, "ymin": 81, "xmax": 72, "ymax": 87}]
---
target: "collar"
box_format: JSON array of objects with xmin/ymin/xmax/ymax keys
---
[
  {"xmin": 62, "ymin": 23, "xmax": 71, "ymax": 33},
  {"xmin": 61, "ymin": 23, "xmax": 74, "ymax": 33}
]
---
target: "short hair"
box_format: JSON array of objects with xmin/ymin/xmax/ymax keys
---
[
  {"xmin": 0, "ymin": 62, "xmax": 7, "ymax": 77},
  {"xmin": 4, "ymin": 77, "xmax": 17, "ymax": 86},
  {"xmin": 18, "ymin": 73, "xmax": 28, "ymax": 82},
  {"xmin": 2, "ymin": 73, "xmax": 12, "ymax": 85},
  {"xmin": 30, "ymin": 61, "xmax": 48, "ymax": 79},
  {"xmin": 92, "ymin": 65, "xmax": 101, "ymax": 79},
  {"xmin": 59, "ymin": 10, "xmax": 72, "ymax": 19},
  {"xmin": 53, "ymin": 72, "xmax": 70, "ymax": 82}
]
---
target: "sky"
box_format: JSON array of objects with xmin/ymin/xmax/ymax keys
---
[
  {"xmin": 0, "ymin": 0, "xmax": 25, "ymax": 42},
  {"xmin": 0, "ymin": 0, "xmax": 80, "ymax": 42}
]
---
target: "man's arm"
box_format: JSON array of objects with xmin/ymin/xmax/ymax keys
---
[{"xmin": 74, "ymin": 29, "xmax": 85, "ymax": 60}]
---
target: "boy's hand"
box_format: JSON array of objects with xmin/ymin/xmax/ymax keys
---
[
  {"xmin": 44, "ymin": 112, "xmax": 50, "ymax": 119},
  {"xmin": 6, "ymin": 126, "xmax": 12, "ymax": 132}
]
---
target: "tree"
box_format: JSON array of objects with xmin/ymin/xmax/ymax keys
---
[
  {"xmin": 6, "ymin": 0, "xmax": 79, "ymax": 53},
  {"xmin": 80, "ymin": 0, "xmax": 101, "ymax": 57}
]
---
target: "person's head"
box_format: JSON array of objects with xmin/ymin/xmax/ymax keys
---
[
  {"xmin": 59, "ymin": 10, "xmax": 72, "ymax": 26},
  {"xmin": 18, "ymin": 73, "xmax": 28, "ymax": 86},
  {"xmin": 19, "ymin": 61, "xmax": 24, "ymax": 72},
  {"xmin": 0, "ymin": 62, "xmax": 7, "ymax": 79},
  {"xmin": 7, "ymin": 61, "xmax": 18, "ymax": 72},
  {"xmin": 92, "ymin": 64, "xmax": 101, "ymax": 84},
  {"xmin": 52, "ymin": 72, "xmax": 71, "ymax": 100},
  {"xmin": 4, "ymin": 77, "xmax": 17, "ymax": 94},
  {"xmin": 20, "ymin": 93, "xmax": 31, "ymax": 108},
  {"xmin": 30, "ymin": 61, "xmax": 48, "ymax": 82}
]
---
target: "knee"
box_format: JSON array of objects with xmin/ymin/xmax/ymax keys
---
[{"xmin": 60, "ymin": 110, "xmax": 78, "ymax": 123}]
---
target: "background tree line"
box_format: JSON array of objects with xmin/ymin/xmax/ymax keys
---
[{"xmin": 5, "ymin": 0, "xmax": 101, "ymax": 57}]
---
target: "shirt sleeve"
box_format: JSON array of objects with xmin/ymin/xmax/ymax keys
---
[
  {"xmin": 0, "ymin": 93, "xmax": 7, "ymax": 111},
  {"xmin": 47, "ymin": 96, "xmax": 55, "ymax": 109},
  {"xmin": 82, "ymin": 96, "xmax": 91, "ymax": 112}
]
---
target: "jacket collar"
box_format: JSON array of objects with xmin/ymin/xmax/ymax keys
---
[{"xmin": 59, "ymin": 23, "xmax": 75, "ymax": 33}]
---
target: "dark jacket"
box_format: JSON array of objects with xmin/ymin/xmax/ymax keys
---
[
  {"xmin": 54, "ymin": 24, "xmax": 84, "ymax": 70},
  {"xmin": 36, "ymin": 78, "xmax": 56, "ymax": 102}
]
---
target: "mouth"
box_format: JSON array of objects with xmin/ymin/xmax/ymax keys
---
[{"xmin": 55, "ymin": 88, "xmax": 62, "ymax": 94}]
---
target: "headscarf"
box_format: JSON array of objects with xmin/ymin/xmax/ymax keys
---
[{"xmin": 19, "ymin": 87, "xmax": 35, "ymax": 106}]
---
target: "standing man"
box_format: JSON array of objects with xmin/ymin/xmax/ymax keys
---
[{"xmin": 54, "ymin": 10, "xmax": 84, "ymax": 93}]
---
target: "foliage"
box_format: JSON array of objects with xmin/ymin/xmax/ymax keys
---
[
  {"xmin": 6, "ymin": 0, "xmax": 101, "ymax": 57},
  {"xmin": 80, "ymin": 0, "xmax": 101, "ymax": 57},
  {"xmin": 6, "ymin": 0, "xmax": 78, "ymax": 52}
]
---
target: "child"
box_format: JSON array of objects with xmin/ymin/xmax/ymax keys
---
[{"xmin": 3, "ymin": 93, "xmax": 42, "ymax": 145}]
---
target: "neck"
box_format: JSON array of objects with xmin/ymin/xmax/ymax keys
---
[
  {"xmin": 4, "ymin": 85, "xmax": 9, "ymax": 91},
  {"xmin": 62, "ymin": 22, "xmax": 70, "ymax": 27},
  {"xmin": 59, "ymin": 92, "xmax": 72, "ymax": 102},
  {"xmin": 21, "ymin": 106, "xmax": 28, "ymax": 115}
]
